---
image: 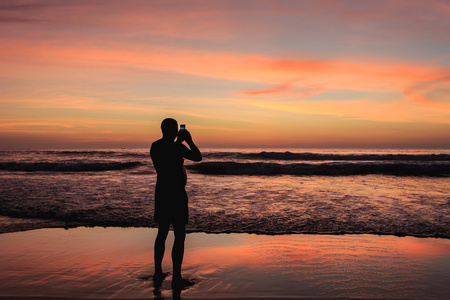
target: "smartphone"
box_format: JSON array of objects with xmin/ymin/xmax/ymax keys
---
[{"xmin": 180, "ymin": 124, "xmax": 186, "ymax": 131}]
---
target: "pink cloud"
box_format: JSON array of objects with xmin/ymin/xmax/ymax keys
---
[
  {"xmin": 403, "ymin": 79, "xmax": 450, "ymax": 111},
  {"xmin": 3, "ymin": 0, "xmax": 450, "ymax": 45},
  {"xmin": 239, "ymin": 82, "xmax": 326, "ymax": 99},
  {"xmin": 2, "ymin": 38, "xmax": 450, "ymax": 126},
  {"xmin": 239, "ymin": 82, "xmax": 293, "ymax": 96},
  {"xmin": 2, "ymin": 38, "xmax": 447, "ymax": 91}
]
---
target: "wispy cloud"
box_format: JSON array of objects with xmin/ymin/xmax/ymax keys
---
[
  {"xmin": 239, "ymin": 82, "xmax": 326, "ymax": 99},
  {"xmin": 2, "ymin": 39, "xmax": 447, "ymax": 89},
  {"xmin": 239, "ymin": 82, "xmax": 293, "ymax": 96},
  {"xmin": 403, "ymin": 78, "xmax": 450, "ymax": 110},
  {"xmin": 238, "ymin": 93, "xmax": 450, "ymax": 124},
  {"xmin": 2, "ymin": 38, "xmax": 449, "ymax": 125}
]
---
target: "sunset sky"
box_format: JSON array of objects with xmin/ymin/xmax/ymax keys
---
[{"xmin": 1, "ymin": 0, "xmax": 449, "ymax": 148}]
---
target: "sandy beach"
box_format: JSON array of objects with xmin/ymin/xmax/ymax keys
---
[{"xmin": 0, "ymin": 227, "xmax": 449, "ymax": 299}]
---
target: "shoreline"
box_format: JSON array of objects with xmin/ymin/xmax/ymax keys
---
[
  {"xmin": 1, "ymin": 216, "xmax": 449, "ymax": 239},
  {"xmin": 1, "ymin": 227, "xmax": 449, "ymax": 299},
  {"xmin": 0, "ymin": 296, "xmax": 415, "ymax": 300},
  {"xmin": 0, "ymin": 296, "xmax": 416, "ymax": 300}
]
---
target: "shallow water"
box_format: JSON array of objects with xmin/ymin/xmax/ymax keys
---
[{"xmin": 0, "ymin": 227, "xmax": 449, "ymax": 299}]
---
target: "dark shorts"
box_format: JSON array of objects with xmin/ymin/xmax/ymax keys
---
[{"xmin": 154, "ymin": 185, "xmax": 188, "ymax": 224}]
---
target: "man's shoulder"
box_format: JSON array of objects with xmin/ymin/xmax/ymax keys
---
[
  {"xmin": 151, "ymin": 139, "xmax": 164, "ymax": 147},
  {"xmin": 150, "ymin": 139, "xmax": 163, "ymax": 156},
  {"xmin": 151, "ymin": 139, "xmax": 181, "ymax": 153}
]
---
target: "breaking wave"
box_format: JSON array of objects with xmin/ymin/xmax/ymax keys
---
[
  {"xmin": 187, "ymin": 162, "xmax": 450, "ymax": 177},
  {"xmin": 0, "ymin": 161, "xmax": 143, "ymax": 172},
  {"xmin": 215, "ymin": 151, "xmax": 450, "ymax": 161},
  {"xmin": 41, "ymin": 150, "xmax": 148, "ymax": 158}
]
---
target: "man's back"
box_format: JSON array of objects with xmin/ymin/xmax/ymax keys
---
[{"xmin": 150, "ymin": 139, "xmax": 187, "ymax": 190}]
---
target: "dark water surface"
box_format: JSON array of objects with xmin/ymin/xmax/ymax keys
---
[{"xmin": 1, "ymin": 148, "xmax": 449, "ymax": 237}]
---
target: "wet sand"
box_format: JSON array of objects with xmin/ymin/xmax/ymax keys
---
[{"xmin": 0, "ymin": 227, "xmax": 449, "ymax": 299}]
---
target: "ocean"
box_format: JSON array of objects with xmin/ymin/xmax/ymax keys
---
[{"xmin": 0, "ymin": 148, "xmax": 449, "ymax": 238}]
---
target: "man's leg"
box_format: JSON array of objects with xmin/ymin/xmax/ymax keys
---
[
  {"xmin": 172, "ymin": 221, "xmax": 186, "ymax": 281},
  {"xmin": 171, "ymin": 221, "xmax": 195, "ymax": 289},
  {"xmin": 154, "ymin": 221, "xmax": 170, "ymax": 277}
]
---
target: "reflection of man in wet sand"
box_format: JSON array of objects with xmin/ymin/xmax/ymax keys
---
[{"xmin": 150, "ymin": 118, "xmax": 202, "ymax": 288}]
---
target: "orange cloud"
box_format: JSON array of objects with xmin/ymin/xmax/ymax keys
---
[
  {"xmin": 238, "ymin": 95, "xmax": 450, "ymax": 124},
  {"xmin": 1, "ymin": 39, "xmax": 447, "ymax": 92},
  {"xmin": 2, "ymin": 38, "xmax": 449, "ymax": 126},
  {"xmin": 403, "ymin": 79, "xmax": 450, "ymax": 110},
  {"xmin": 239, "ymin": 82, "xmax": 293, "ymax": 96},
  {"xmin": 239, "ymin": 82, "xmax": 326, "ymax": 98}
]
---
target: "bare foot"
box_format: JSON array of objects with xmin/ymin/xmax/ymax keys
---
[
  {"xmin": 152, "ymin": 272, "xmax": 168, "ymax": 287},
  {"xmin": 172, "ymin": 277, "xmax": 195, "ymax": 289}
]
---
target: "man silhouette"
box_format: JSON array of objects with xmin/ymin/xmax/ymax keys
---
[{"xmin": 150, "ymin": 118, "xmax": 202, "ymax": 288}]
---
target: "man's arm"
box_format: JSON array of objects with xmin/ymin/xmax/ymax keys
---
[{"xmin": 178, "ymin": 130, "xmax": 202, "ymax": 161}]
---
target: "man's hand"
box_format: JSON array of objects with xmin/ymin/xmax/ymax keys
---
[
  {"xmin": 176, "ymin": 130, "xmax": 193, "ymax": 144},
  {"xmin": 182, "ymin": 130, "xmax": 193, "ymax": 144}
]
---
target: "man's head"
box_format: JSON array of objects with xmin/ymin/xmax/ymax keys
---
[{"xmin": 161, "ymin": 118, "xmax": 178, "ymax": 140}]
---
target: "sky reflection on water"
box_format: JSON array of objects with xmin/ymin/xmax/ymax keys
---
[{"xmin": 0, "ymin": 227, "xmax": 449, "ymax": 299}]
